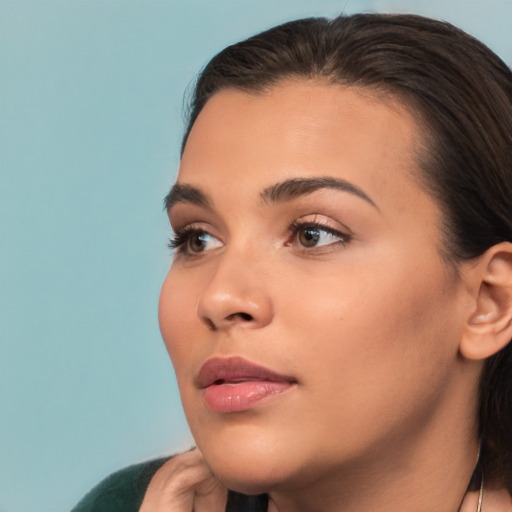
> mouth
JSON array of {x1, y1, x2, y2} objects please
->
[{"x1": 196, "y1": 356, "x2": 297, "y2": 413}]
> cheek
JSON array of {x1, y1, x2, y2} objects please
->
[
  {"x1": 278, "y1": 252, "x2": 462, "y2": 407},
  {"x1": 158, "y1": 269, "x2": 201, "y2": 374}
]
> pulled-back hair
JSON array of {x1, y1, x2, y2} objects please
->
[{"x1": 182, "y1": 13, "x2": 512, "y2": 491}]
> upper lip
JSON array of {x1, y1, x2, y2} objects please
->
[{"x1": 196, "y1": 356, "x2": 297, "y2": 389}]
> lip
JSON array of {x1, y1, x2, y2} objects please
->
[{"x1": 196, "y1": 356, "x2": 297, "y2": 413}]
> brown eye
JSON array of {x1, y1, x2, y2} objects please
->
[
  {"x1": 169, "y1": 227, "x2": 223, "y2": 255},
  {"x1": 298, "y1": 226, "x2": 321, "y2": 247},
  {"x1": 188, "y1": 232, "x2": 209, "y2": 253},
  {"x1": 187, "y1": 232, "x2": 223, "y2": 253},
  {"x1": 291, "y1": 222, "x2": 349, "y2": 249}
]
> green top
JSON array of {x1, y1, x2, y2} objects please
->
[
  {"x1": 71, "y1": 457, "x2": 268, "y2": 512},
  {"x1": 71, "y1": 458, "x2": 169, "y2": 512}
]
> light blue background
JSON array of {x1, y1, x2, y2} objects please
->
[{"x1": 1, "y1": 1, "x2": 511, "y2": 511}]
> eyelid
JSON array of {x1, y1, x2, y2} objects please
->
[
  {"x1": 287, "y1": 215, "x2": 352, "y2": 250},
  {"x1": 167, "y1": 203, "x2": 218, "y2": 235},
  {"x1": 290, "y1": 214, "x2": 352, "y2": 236}
]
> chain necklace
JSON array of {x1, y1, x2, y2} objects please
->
[{"x1": 476, "y1": 472, "x2": 484, "y2": 512}]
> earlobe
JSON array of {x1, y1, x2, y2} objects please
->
[{"x1": 460, "y1": 242, "x2": 512, "y2": 361}]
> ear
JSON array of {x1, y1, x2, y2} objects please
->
[{"x1": 460, "y1": 242, "x2": 512, "y2": 360}]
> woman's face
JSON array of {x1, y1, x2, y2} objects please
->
[{"x1": 159, "y1": 82, "x2": 470, "y2": 492}]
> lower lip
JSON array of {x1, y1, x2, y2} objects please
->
[{"x1": 203, "y1": 380, "x2": 293, "y2": 413}]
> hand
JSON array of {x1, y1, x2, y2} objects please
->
[{"x1": 139, "y1": 448, "x2": 228, "y2": 512}]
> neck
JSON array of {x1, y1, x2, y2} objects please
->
[{"x1": 268, "y1": 437, "x2": 478, "y2": 512}]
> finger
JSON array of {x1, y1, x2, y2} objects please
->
[
  {"x1": 193, "y1": 472, "x2": 228, "y2": 512},
  {"x1": 139, "y1": 449, "x2": 227, "y2": 512}
]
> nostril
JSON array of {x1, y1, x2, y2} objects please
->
[
  {"x1": 226, "y1": 312, "x2": 254, "y2": 322},
  {"x1": 203, "y1": 318, "x2": 216, "y2": 331}
]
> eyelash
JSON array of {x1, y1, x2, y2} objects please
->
[
  {"x1": 168, "y1": 221, "x2": 351, "y2": 254},
  {"x1": 168, "y1": 225, "x2": 204, "y2": 251}
]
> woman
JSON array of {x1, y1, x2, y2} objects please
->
[{"x1": 73, "y1": 13, "x2": 512, "y2": 512}]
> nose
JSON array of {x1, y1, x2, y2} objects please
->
[{"x1": 196, "y1": 249, "x2": 274, "y2": 331}]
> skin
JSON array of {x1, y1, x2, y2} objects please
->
[
  {"x1": 139, "y1": 448, "x2": 227, "y2": 512},
  {"x1": 155, "y1": 82, "x2": 502, "y2": 511}
]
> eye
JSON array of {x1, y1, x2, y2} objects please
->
[
  {"x1": 169, "y1": 226, "x2": 223, "y2": 255},
  {"x1": 289, "y1": 221, "x2": 350, "y2": 249}
]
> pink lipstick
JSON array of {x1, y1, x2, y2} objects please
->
[{"x1": 196, "y1": 357, "x2": 296, "y2": 413}]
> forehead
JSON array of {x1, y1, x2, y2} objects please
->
[{"x1": 178, "y1": 81, "x2": 429, "y2": 215}]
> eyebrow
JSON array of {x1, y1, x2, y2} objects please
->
[
  {"x1": 164, "y1": 183, "x2": 211, "y2": 211},
  {"x1": 164, "y1": 176, "x2": 377, "y2": 212},
  {"x1": 261, "y1": 177, "x2": 377, "y2": 208}
]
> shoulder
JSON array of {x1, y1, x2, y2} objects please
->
[{"x1": 71, "y1": 457, "x2": 170, "y2": 512}]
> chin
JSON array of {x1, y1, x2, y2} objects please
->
[
  {"x1": 207, "y1": 455, "x2": 288, "y2": 495},
  {"x1": 192, "y1": 422, "x2": 301, "y2": 494}
]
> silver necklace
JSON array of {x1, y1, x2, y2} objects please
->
[{"x1": 476, "y1": 472, "x2": 484, "y2": 512}]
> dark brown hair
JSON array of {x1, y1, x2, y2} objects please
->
[{"x1": 182, "y1": 13, "x2": 512, "y2": 491}]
